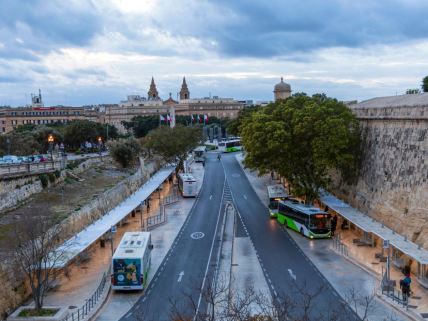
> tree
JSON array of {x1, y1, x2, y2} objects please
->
[
  {"x1": 227, "y1": 105, "x2": 261, "y2": 136},
  {"x1": 108, "y1": 138, "x2": 141, "y2": 168},
  {"x1": 10, "y1": 213, "x2": 67, "y2": 312},
  {"x1": 405, "y1": 88, "x2": 420, "y2": 94},
  {"x1": 143, "y1": 125, "x2": 202, "y2": 172},
  {"x1": 422, "y1": 75, "x2": 428, "y2": 93},
  {"x1": 241, "y1": 94, "x2": 361, "y2": 203},
  {"x1": 123, "y1": 116, "x2": 160, "y2": 138},
  {"x1": 63, "y1": 120, "x2": 118, "y2": 149}
]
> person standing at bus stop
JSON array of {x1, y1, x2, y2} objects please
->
[{"x1": 331, "y1": 215, "x2": 338, "y2": 236}]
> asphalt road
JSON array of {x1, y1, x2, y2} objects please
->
[
  {"x1": 222, "y1": 153, "x2": 359, "y2": 320},
  {"x1": 121, "y1": 153, "x2": 226, "y2": 321}
]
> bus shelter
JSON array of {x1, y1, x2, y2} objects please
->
[
  {"x1": 320, "y1": 192, "x2": 428, "y2": 289},
  {"x1": 49, "y1": 165, "x2": 175, "y2": 269}
]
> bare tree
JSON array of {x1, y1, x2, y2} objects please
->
[{"x1": 10, "y1": 213, "x2": 68, "y2": 312}]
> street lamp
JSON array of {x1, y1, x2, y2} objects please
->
[
  {"x1": 97, "y1": 136, "x2": 102, "y2": 160},
  {"x1": 47, "y1": 134, "x2": 54, "y2": 160}
]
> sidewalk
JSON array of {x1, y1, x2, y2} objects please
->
[
  {"x1": 235, "y1": 153, "x2": 415, "y2": 321},
  {"x1": 95, "y1": 162, "x2": 204, "y2": 321},
  {"x1": 42, "y1": 162, "x2": 204, "y2": 321}
]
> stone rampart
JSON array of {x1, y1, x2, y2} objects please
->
[{"x1": 332, "y1": 99, "x2": 428, "y2": 248}]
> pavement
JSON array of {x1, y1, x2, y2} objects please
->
[
  {"x1": 235, "y1": 152, "x2": 415, "y2": 321},
  {"x1": 220, "y1": 153, "x2": 358, "y2": 320},
  {"x1": 42, "y1": 161, "x2": 204, "y2": 321},
  {"x1": 119, "y1": 153, "x2": 226, "y2": 321}
]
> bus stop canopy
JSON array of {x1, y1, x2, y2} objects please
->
[
  {"x1": 51, "y1": 165, "x2": 175, "y2": 268},
  {"x1": 320, "y1": 192, "x2": 428, "y2": 265}
]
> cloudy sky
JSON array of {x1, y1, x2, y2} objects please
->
[{"x1": 0, "y1": 0, "x2": 428, "y2": 106}]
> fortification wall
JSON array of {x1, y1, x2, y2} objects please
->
[{"x1": 332, "y1": 104, "x2": 428, "y2": 248}]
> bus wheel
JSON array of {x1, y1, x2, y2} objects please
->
[{"x1": 300, "y1": 228, "x2": 304, "y2": 236}]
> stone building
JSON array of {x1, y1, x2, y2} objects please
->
[
  {"x1": 0, "y1": 106, "x2": 99, "y2": 134},
  {"x1": 273, "y1": 77, "x2": 291, "y2": 101},
  {"x1": 333, "y1": 93, "x2": 428, "y2": 248},
  {"x1": 104, "y1": 77, "x2": 244, "y2": 133}
]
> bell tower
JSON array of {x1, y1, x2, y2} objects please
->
[
  {"x1": 179, "y1": 77, "x2": 190, "y2": 100},
  {"x1": 148, "y1": 77, "x2": 159, "y2": 100}
]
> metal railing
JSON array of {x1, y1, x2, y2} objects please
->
[
  {"x1": 331, "y1": 234, "x2": 349, "y2": 257},
  {"x1": 62, "y1": 272, "x2": 108, "y2": 321},
  {"x1": 161, "y1": 190, "x2": 179, "y2": 205},
  {"x1": 381, "y1": 270, "x2": 408, "y2": 309},
  {"x1": 143, "y1": 208, "x2": 167, "y2": 231},
  {"x1": 0, "y1": 160, "x2": 65, "y2": 178}
]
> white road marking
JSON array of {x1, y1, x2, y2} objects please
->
[
  {"x1": 210, "y1": 194, "x2": 213, "y2": 200},
  {"x1": 243, "y1": 194, "x2": 247, "y2": 200},
  {"x1": 288, "y1": 268, "x2": 297, "y2": 281},
  {"x1": 177, "y1": 271, "x2": 184, "y2": 282}
]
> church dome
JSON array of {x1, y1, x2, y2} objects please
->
[{"x1": 274, "y1": 77, "x2": 291, "y2": 92}]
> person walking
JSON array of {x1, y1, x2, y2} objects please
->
[
  {"x1": 331, "y1": 215, "x2": 338, "y2": 236},
  {"x1": 400, "y1": 274, "x2": 412, "y2": 302}
]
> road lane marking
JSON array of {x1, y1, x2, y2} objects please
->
[
  {"x1": 288, "y1": 269, "x2": 297, "y2": 281},
  {"x1": 194, "y1": 180, "x2": 226, "y2": 321},
  {"x1": 191, "y1": 231, "x2": 205, "y2": 239},
  {"x1": 210, "y1": 194, "x2": 213, "y2": 200},
  {"x1": 243, "y1": 194, "x2": 247, "y2": 200},
  {"x1": 177, "y1": 271, "x2": 184, "y2": 282}
]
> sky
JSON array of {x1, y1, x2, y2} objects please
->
[{"x1": 0, "y1": 0, "x2": 428, "y2": 106}]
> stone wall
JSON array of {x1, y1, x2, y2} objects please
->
[{"x1": 332, "y1": 103, "x2": 428, "y2": 248}]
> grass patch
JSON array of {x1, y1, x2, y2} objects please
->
[{"x1": 18, "y1": 308, "x2": 59, "y2": 317}]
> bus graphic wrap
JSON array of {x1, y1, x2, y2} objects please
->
[{"x1": 113, "y1": 259, "x2": 141, "y2": 287}]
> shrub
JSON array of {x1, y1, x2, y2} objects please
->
[
  {"x1": 108, "y1": 138, "x2": 141, "y2": 168},
  {"x1": 54, "y1": 170, "x2": 61, "y2": 178},
  {"x1": 39, "y1": 174, "x2": 48, "y2": 188},
  {"x1": 48, "y1": 173, "x2": 56, "y2": 183}
]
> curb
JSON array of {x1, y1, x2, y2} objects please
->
[{"x1": 87, "y1": 281, "x2": 112, "y2": 321}]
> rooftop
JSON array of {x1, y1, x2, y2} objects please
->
[{"x1": 353, "y1": 93, "x2": 428, "y2": 109}]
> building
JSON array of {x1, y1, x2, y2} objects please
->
[
  {"x1": 274, "y1": 77, "x2": 291, "y2": 101},
  {"x1": 0, "y1": 106, "x2": 99, "y2": 133},
  {"x1": 104, "y1": 77, "x2": 245, "y2": 133}
]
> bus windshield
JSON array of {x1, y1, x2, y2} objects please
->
[{"x1": 309, "y1": 215, "x2": 331, "y2": 230}]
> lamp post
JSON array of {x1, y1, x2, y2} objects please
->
[
  {"x1": 47, "y1": 134, "x2": 54, "y2": 161},
  {"x1": 97, "y1": 136, "x2": 102, "y2": 160}
]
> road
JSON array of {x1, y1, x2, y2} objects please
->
[
  {"x1": 221, "y1": 153, "x2": 358, "y2": 320},
  {"x1": 121, "y1": 153, "x2": 226, "y2": 321}
]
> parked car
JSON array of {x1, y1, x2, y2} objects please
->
[{"x1": 2, "y1": 155, "x2": 20, "y2": 164}]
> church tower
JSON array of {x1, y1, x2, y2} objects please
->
[
  {"x1": 179, "y1": 77, "x2": 190, "y2": 100},
  {"x1": 148, "y1": 77, "x2": 160, "y2": 100}
]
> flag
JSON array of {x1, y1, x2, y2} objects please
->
[
  {"x1": 191, "y1": 114, "x2": 194, "y2": 123},
  {"x1": 198, "y1": 114, "x2": 202, "y2": 123},
  {"x1": 160, "y1": 115, "x2": 165, "y2": 122},
  {"x1": 204, "y1": 114, "x2": 209, "y2": 123},
  {"x1": 167, "y1": 114, "x2": 171, "y2": 122}
]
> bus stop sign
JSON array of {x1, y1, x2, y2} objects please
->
[
  {"x1": 111, "y1": 225, "x2": 117, "y2": 234},
  {"x1": 383, "y1": 239, "x2": 390, "y2": 249}
]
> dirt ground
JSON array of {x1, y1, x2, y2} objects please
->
[{"x1": 0, "y1": 158, "x2": 136, "y2": 249}]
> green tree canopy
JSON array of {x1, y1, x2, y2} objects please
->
[
  {"x1": 107, "y1": 138, "x2": 141, "y2": 168},
  {"x1": 63, "y1": 120, "x2": 118, "y2": 149},
  {"x1": 143, "y1": 124, "x2": 202, "y2": 172},
  {"x1": 422, "y1": 75, "x2": 428, "y2": 93},
  {"x1": 241, "y1": 93, "x2": 361, "y2": 203},
  {"x1": 226, "y1": 105, "x2": 261, "y2": 136}
]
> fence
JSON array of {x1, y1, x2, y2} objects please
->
[
  {"x1": 142, "y1": 189, "x2": 179, "y2": 230},
  {"x1": 381, "y1": 269, "x2": 409, "y2": 309},
  {"x1": 61, "y1": 272, "x2": 108, "y2": 321},
  {"x1": 0, "y1": 160, "x2": 64, "y2": 178},
  {"x1": 331, "y1": 234, "x2": 349, "y2": 257}
]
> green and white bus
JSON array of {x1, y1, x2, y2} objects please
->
[
  {"x1": 277, "y1": 200, "x2": 331, "y2": 238},
  {"x1": 111, "y1": 232, "x2": 153, "y2": 290},
  {"x1": 218, "y1": 138, "x2": 242, "y2": 153},
  {"x1": 267, "y1": 184, "x2": 288, "y2": 218}
]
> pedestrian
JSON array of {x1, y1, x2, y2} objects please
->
[
  {"x1": 400, "y1": 274, "x2": 412, "y2": 301},
  {"x1": 330, "y1": 215, "x2": 337, "y2": 236}
]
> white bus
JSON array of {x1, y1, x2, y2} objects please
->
[
  {"x1": 193, "y1": 146, "x2": 207, "y2": 162},
  {"x1": 267, "y1": 184, "x2": 288, "y2": 218},
  {"x1": 218, "y1": 138, "x2": 242, "y2": 153},
  {"x1": 178, "y1": 173, "x2": 198, "y2": 197},
  {"x1": 111, "y1": 232, "x2": 153, "y2": 290}
]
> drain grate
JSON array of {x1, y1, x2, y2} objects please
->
[{"x1": 420, "y1": 313, "x2": 428, "y2": 318}]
